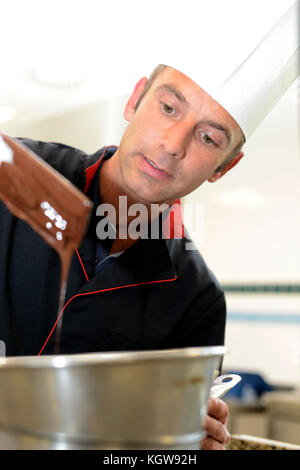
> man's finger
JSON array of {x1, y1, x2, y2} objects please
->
[
  {"x1": 207, "y1": 397, "x2": 229, "y2": 424},
  {"x1": 204, "y1": 414, "x2": 231, "y2": 445},
  {"x1": 201, "y1": 436, "x2": 227, "y2": 451}
]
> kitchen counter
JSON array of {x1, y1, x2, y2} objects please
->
[{"x1": 227, "y1": 434, "x2": 300, "y2": 450}]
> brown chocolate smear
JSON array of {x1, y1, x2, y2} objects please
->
[{"x1": 0, "y1": 133, "x2": 93, "y2": 354}]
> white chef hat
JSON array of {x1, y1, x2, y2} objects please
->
[
  {"x1": 38, "y1": 1, "x2": 298, "y2": 143},
  {"x1": 155, "y1": 1, "x2": 299, "y2": 140}
]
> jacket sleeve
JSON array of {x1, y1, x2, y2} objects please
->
[
  {"x1": 16, "y1": 138, "x2": 87, "y2": 190},
  {"x1": 164, "y1": 286, "x2": 227, "y2": 348},
  {"x1": 163, "y1": 288, "x2": 226, "y2": 374}
]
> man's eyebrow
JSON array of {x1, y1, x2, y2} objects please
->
[
  {"x1": 155, "y1": 85, "x2": 232, "y2": 143},
  {"x1": 155, "y1": 84, "x2": 187, "y2": 104},
  {"x1": 199, "y1": 120, "x2": 232, "y2": 143}
]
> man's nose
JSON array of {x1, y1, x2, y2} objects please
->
[{"x1": 159, "y1": 122, "x2": 191, "y2": 159}]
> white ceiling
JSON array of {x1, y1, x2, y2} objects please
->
[{"x1": 0, "y1": 0, "x2": 296, "y2": 122}]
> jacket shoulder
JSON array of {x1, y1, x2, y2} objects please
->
[
  {"x1": 167, "y1": 234, "x2": 224, "y2": 297},
  {"x1": 16, "y1": 138, "x2": 104, "y2": 191}
]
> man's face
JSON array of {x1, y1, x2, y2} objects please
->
[{"x1": 117, "y1": 67, "x2": 244, "y2": 205}]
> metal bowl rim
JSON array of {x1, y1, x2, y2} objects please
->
[{"x1": 0, "y1": 346, "x2": 226, "y2": 369}]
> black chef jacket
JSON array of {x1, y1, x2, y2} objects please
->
[{"x1": 0, "y1": 138, "x2": 226, "y2": 356}]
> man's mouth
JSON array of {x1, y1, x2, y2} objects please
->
[
  {"x1": 145, "y1": 156, "x2": 160, "y2": 170},
  {"x1": 142, "y1": 155, "x2": 172, "y2": 178}
]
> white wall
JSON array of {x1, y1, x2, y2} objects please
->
[
  {"x1": 1, "y1": 95, "x2": 128, "y2": 154},
  {"x1": 183, "y1": 80, "x2": 300, "y2": 283},
  {"x1": 223, "y1": 293, "x2": 300, "y2": 387}
]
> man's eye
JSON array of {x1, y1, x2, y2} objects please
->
[
  {"x1": 201, "y1": 133, "x2": 217, "y2": 146},
  {"x1": 162, "y1": 103, "x2": 175, "y2": 115}
]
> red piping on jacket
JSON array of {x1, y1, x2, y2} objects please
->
[
  {"x1": 75, "y1": 248, "x2": 89, "y2": 282},
  {"x1": 38, "y1": 146, "x2": 181, "y2": 355},
  {"x1": 83, "y1": 148, "x2": 107, "y2": 193},
  {"x1": 38, "y1": 273, "x2": 177, "y2": 356}
]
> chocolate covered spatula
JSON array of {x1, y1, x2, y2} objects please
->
[{"x1": 0, "y1": 133, "x2": 93, "y2": 353}]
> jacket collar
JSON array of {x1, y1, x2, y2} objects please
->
[{"x1": 76, "y1": 235, "x2": 177, "y2": 295}]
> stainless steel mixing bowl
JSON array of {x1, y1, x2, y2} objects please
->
[{"x1": 0, "y1": 346, "x2": 226, "y2": 449}]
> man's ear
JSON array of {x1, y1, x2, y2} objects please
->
[
  {"x1": 207, "y1": 152, "x2": 244, "y2": 183},
  {"x1": 123, "y1": 77, "x2": 148, "y2": 122}
]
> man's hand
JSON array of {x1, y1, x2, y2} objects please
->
[{"x1": 201, "y1": 397, "x2": 231, "y2": 450}]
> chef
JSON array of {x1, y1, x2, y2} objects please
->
[{"x1": 0, "y1": 1, "x2": 299, "y2": 451}]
